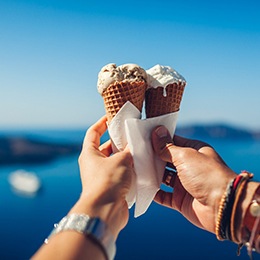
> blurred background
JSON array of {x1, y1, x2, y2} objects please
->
[{"x1": 1, "y1": 0, "x2": 260, "y2": 259}]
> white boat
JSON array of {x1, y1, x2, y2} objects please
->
[{"x1": 8, "y1": 170, "x2": 41, "y2": 196}]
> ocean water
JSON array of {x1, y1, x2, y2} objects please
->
[{"x1": 0, "y1": 130, "x2": 260, "y2": 260}]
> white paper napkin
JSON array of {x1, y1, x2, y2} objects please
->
[
  {"x1": 108, "y1": 101, "x2": 178, "y2": 217},
  {"x1": 108, "y1": 101, "x2": 141, "y2": 153}
]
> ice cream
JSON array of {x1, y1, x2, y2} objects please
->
[
  {"x1": 97, "y1": 63, "x2": 148, "y2": 123},
  {"x1": 145, "y1": 64, "x2": 186, "y2": 118}
]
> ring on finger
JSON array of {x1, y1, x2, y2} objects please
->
[{"x1": 163, "y1": 169, "x2": 176, "y2": 187}]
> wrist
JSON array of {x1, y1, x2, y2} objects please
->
[
  {"x1": 215, "y1": 171, "x2": 260, "y2": 257},
  {"x1": 215, "y1": 171, "x2": 254, "y2": 241},
  {"x1": 69, "y1": 195, "x2": 125, "y2": 239},
  {"x1": 211, "y1": 170, "x2": 237, "y2": 232},
  {"x1": 45, "y1": 213, "x2": 116, "y2": 260}
]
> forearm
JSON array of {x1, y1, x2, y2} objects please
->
[
  {"x1": 32, "y1": 231, "x2": 106, "y2": 260},
  {"x1": 32, "y1": 116, "x2": 133, "y2": 260},
  {"x1": 70, "y1": 194, "x2": 126, "y2": 239},
  {"x1": 32, "y1": 197, "x2": 121, "y2": 260}
]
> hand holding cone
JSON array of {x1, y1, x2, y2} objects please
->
[{"x1": 96, "y1": 63, "x2": 186, "y2": 217}]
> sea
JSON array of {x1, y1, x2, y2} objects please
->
[{"x1": 1, "y1": 129, "x2": 260, "y2": 260}]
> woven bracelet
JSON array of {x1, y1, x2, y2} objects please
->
[
  {"x1": 216, "y1": 172, "x2": 253, "y2": 241},
  {"x1": 230, "y1": 171, "x2": 253, "y2": 244},
  {"x1": 216, "y1": 178, "x2": 235, "y2": 240}
]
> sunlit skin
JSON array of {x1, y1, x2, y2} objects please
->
[
  {"x1": 31, "y1": 119, "x2": 260, "y2": 259},
  {"x1": 33, "y1": 116, "x2": 134, "y2": 260},
  {"x1": 152, "y1": 126, "x2": 259, "y2": 239}
]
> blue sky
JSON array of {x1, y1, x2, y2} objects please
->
[{"x1": 1, "y1": 0, "x2": 260, "y2": 130}]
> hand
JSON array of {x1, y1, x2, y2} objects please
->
[
  {"x1": 75, "y1": 116, "x2": 134, "y2": 238},
  {"x1": 151, "y1": 126, "x2": 237, "y2": 234},
  {"x1": 33, "y1": 116, "x2": 134, "y2": 260}
]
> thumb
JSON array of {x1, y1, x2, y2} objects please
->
[{"x1": 152, "y1": 125, "x2": 179, "y2": 163}]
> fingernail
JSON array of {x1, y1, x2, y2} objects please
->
[{"x1": 155, "y1": 126, "x2": 169, "y2": 138}]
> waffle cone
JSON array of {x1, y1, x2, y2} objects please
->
[
  {"x1": 145, "y1": 82, "x2": 185, "y2": 118},
  {"x1": 102, "y1": 81, "x2": 147, "y2": 123}
]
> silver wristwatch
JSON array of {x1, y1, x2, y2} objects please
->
[{"x1": 45, "y1": 214, "x2": 116, "y2": 260}]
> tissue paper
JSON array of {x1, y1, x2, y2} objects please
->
[{"x1": 108, "y1": 101, "x2": 178, "y2": 217}]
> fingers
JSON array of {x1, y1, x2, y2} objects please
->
[
  {"x1": 116, "y1": 145, "x2": 134, "y2": 166},
  {"x1": 162, "y1": 168, "x2": 177, "y2": 187},
  {"x1": 173, "y1": 135, "x2": 225, "y2": 163},
  {"x1": 173, "y1": 135, "x2": 211, "y2": 150},
  {"x1": 154, "y1": 177, "x2": 189, "y2": 213},
  {"x1": 151, "y1": 126, "x2": 180, "y2": 163},
  {"x1": 152, "y1": 126, "x2": 221, "y2": 166},
  {"x1": 83, "y1": 116, "x2": 108, "y2": 149},
  {"x1": 154, "y1": 190, "x2": 176, "y2": 210},
  {"x1": 152, "y1": 125, "x2": 172, "y2": 149},
  {"x1": 99, "y1": 140, "x2": 112, "y2": 157}
]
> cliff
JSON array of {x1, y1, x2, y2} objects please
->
[
  {"x1": 0, "y1": 136, "x2": 81, "y2": 166},
  {"x1": 1, "y1": 124, "x2": 259, "y2": 166},
  {"x1": 176, "y1": 124, "x2": 260, "y2": 140}
]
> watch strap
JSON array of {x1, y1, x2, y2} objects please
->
[{"x1": 45, "y1": 214, "x2": 116, "y2": 260}]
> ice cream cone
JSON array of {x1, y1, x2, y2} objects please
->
[
  {"x1": 102, "y1": 80, "x2": 146, "y2": 123},
  {"x1": 97, "y1": 63, "x2": 148, "y2": 123},
  {"x1": 145, "y1": 82, "x2": 185, "y2": 118},
  {"x1": 145, "y1": 65, "x2": 186, "y2": 118}
]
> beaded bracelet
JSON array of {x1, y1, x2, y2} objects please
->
[
  {"x1": 216, "y1": 171, "x2": 253, "y2": 241},
  {"x1": 215, "y1": 178, "x2": 235, "y2": 240},
  {"x1": 215, "y1": 171, "x2": 260, "y2": 259}
]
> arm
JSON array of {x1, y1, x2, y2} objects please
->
[
  {"x1": 152, "y1": 126, "x2": 260, "y2": 256},
  {"x1": 32, "y1": 116, "x2": 134, "y2": 260}
]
